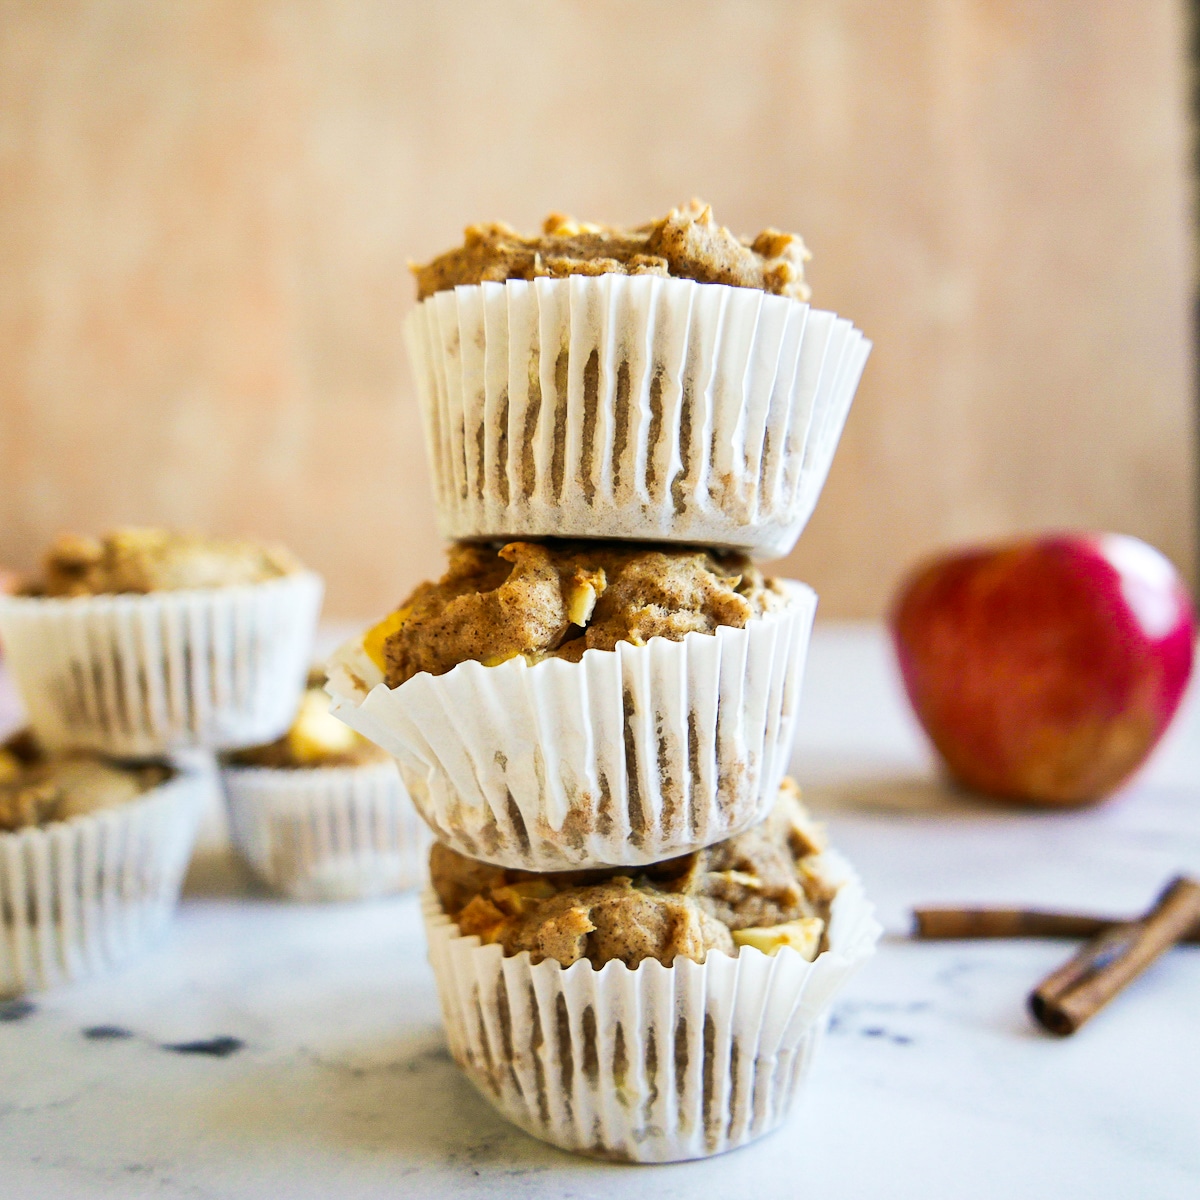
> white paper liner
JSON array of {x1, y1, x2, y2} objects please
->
[
  {"x1": 0, "y1": 572, "x2": 323, "y2": 758},
  {"x1": 222, "y1": 758, "x2": 429, "y2": 901},
  {"x1": 0, "y1": 758, "x2": 210, "y2": 997},
  {"x1": 422, "y1": 854, "x2": 880, "y2": 1162},
  {"x1": 405, "y1": 276, "x2": 871, "y2": 558},
  {"x1": 327, "y1": 582, "x2": 817, "y2": 871}
]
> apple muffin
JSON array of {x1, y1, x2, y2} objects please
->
[
  {"x1": 0, "y1": 528, "x2": 322, "y2": 757},
  {"x1": 429, "y1": 778, "x2": 836, "y2": 967},
  {"x1": 0, "y1": 730, "x2": 207, "y2": 995},
  {"x1": 423, "y1": 779, "x2": 878, "y2": 1162},
  {"x1": 0, "y1": 732, "x2": 171, "y2": 832},
  {"x1": 407, "y1": 200, "x2": 869, "y2": 559},
  {"x1": 25, "y1": 528, "x2": 302, "y2": 597},
  {"x1": 412, "y1": 200, "x2": 811, "y2": 302},
  {"x1": 363, "y1": 539, "x2": 788, "y2": 687},
  {"x1": 327, "y1": 551, "x2": 812, "y2": 872},
  {"x1": 220, "y1": 674, "x2": 425, "y2": 902}
]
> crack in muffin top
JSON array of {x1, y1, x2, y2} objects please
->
[
  {"x1": 365, "y1": 540, "x2": 787, "y2": 688},
  {"x1": 411, "y1": 200, "x2": 812, "y2": 302}
]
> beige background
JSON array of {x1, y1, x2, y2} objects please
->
[{"x1": 0, "y1": 0, "x2": 1195, "y2": 619}]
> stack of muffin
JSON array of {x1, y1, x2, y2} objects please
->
[
  {"x1": 0, "y1": 529, "x2": 322, "y2": 993},
  {"x1": 327, "y1": 202, "x2": 881, "y2": 1162}
]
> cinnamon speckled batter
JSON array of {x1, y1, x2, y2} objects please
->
[
  {"x1": 373, "y1": 540, "x2": 786, "y2": 688},
  {"x1": 430, "y1": 779, "x2": 836, "y2": 968},
  {"x1": 412, "y1": 200, "x2": 812, "y2": 302}
]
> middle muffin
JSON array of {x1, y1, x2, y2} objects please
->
[{"x1": 327, "y1": 540, "x2": 816, "y2": 871}]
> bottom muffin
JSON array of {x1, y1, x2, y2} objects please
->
[
  {"x1": 423, "y1": 780, "x2": 880, "y2": 1161},
  {"x1": 222, "y1": 678, "x2": 427, "y2": 900},
  {"x1": 0, "y1": 733, "x2": 209, "y2": 996}
]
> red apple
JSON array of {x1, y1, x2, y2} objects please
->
[{"x1": 890, "y1": 533, "x2": 1196, "y2": 806}]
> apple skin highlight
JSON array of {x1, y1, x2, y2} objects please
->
[{"x1": 889, "y1": 534, "x2": 1196, "y2": 806}]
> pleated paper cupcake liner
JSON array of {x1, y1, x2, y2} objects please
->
[
  {"x1": 222, "y1": 759, "x2": 430, "y2": 901},
  {"x1": 326, "y1": 582, "x2": 816, "y2": 872},
  {"x1": 0, "y1": 758, "x2": 211, "y2": 997},
  {"x1": 422, "y1": 853, "x2": 880, "y2": 1162},
  {"x1": 405, "y1": 276, "x2": 870, "y2": 558},
  {"x1": 0, "y1": 572, "x2": 323, "y2": 758}
]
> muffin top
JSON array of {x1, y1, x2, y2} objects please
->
[
  {"x1": 412, "y1": 200, "x2": 811, "y2": 303},
  {"x1": 364, "y1": 540, "x2": 787, "y2": 687},
  {"x1": 431, "y1": 778, "x2": 837, "y2": 969},
  {"x1": 0, "y1": 732, "x2": 171, "y2": 833},
  {"x1": 226, "y1": 674, "x2": 389, "y2": 770},
  {"x1": 27, "y1": 529, "x2": 303, "y2": 597}
]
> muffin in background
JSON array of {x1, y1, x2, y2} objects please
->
[
  {"x1": 0, "y1": 731, "x2": 209, "y2": 997},
  {"x1": 0, "y1": 528, "x2": 322, "y2": 758},
  {"x1": 31, "y1": 529, "x2": 302, "y2": 597},
  {"x1": 423, "y1": 779, "x2": 880, "y2": 1162},
  {"x1": 0, "y1": 729, "x2": 171, "y2": 831},
  {"x1": 222, "y1": 674, "x2": 427, "y2": 902}
]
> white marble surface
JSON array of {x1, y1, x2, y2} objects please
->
[{"x1": 1, "y1": 623, "x2": 1198, "y2": 1200}]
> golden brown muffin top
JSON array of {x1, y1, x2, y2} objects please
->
[
  {"x1": 29, "y1": 529, "x2": 303, "y2": 597},
  {"x1": 0, "y1": 732, "x2": 171, "y2": 832},
  {"x1": 412, "y1": 200, "x2": 811, "y2": 302},
  {"x1": 430, "y1": 779, "x2": 836, "y2": 969},
  {"x1": 226, "y1": 677, "x2": 389, "y2": 770},
  {"x1": 364, "y1": 540, "x2": 786, "y2": 688}
]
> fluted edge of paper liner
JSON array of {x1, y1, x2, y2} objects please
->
[
  {"x1": 0, "y1": 572, "x2": 323, "y2": 757},
  {"x1": 405, "y1": 276, "x2": 870, "y2": 558},
  {"x1": 0, "y1": 758, "x2": 211, "y2": 997},
  {"x1": 221, "y1": 759, "x2": 430, "y2": 901}
]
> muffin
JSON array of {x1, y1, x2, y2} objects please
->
[
  {"x1": 327, "y1": 541, "x2": 817, "y2": 870},
  {"x1": 423, "y1": 780, "x2": 880, "y2": 1161},
  {"x1": 0, "y1": 529, "x2": 323, "y2": 757},
  {"x1": 0, "y1": 732, "x2": 209, "y2": 996},
  {"x1": 405, "y1": 201, "x2": 871, "y2": 557},
  {"x1": 222, "y1": 674, "x2": 428, "y2": 901},
  {"x1": 30, "y1": 529, "x2": 302, "y2": 596}
]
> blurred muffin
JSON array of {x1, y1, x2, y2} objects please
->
[
  {"x1": 0, "y1": 732, "x2": 208, "y2": 996},
  {"x1": 221, "y1": 675, "x2": 425, "y2": 902},
  {"x1": 0, "y1": 528, "x2": 322, "y2": 757},
  {"x1": 31, "y1": 529, "x2": 301, "y2": 597},
  {"x1": 0, "y1": 731, "x2": 170, "y2": 831},
  {"x1": 226, "y1": 674, "x2": 389, "y2": 770}
]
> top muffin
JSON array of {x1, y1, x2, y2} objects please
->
[
  {"x1": 28, "y1": 529, "x2": 303, "y2": 596},
  {"x1": 412, "y1": 200, "x2": 811, "y2": 302}
]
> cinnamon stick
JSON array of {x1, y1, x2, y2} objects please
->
[
  {"x1": 1028, "y1": 876, "x2": 1200, "y2": 1036},
  {"x1": 913, "y1": 906, "x2": 1200, "y2": 944}
]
